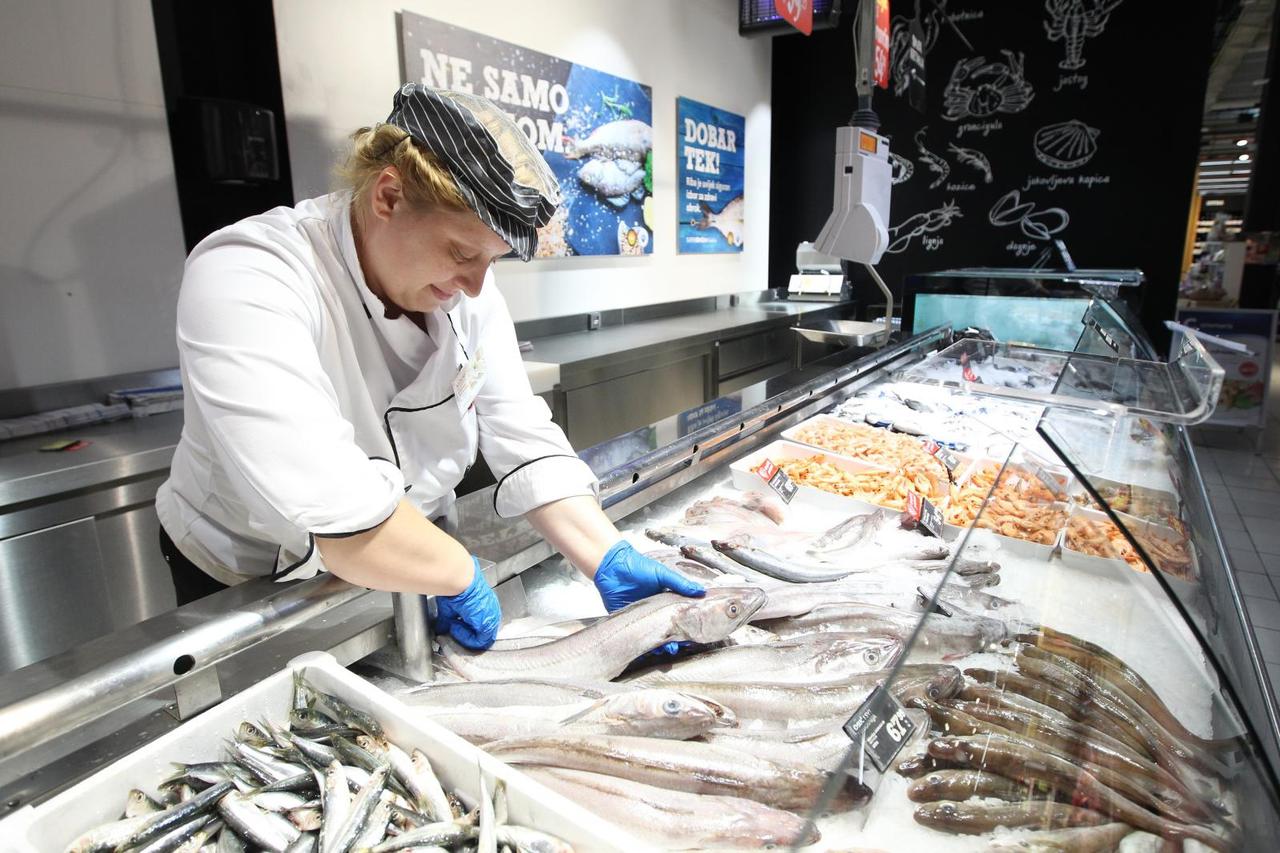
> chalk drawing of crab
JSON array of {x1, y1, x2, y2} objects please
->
[{"x1": 942, "y1": 51, "x2": 1035, "y2": 121}]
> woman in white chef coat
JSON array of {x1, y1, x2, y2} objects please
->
[{"x1": 155, "y1": 84, "x2": 702, "y2": 648}]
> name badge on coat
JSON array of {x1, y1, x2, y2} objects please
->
[{"x1": 452, "y1": 345, "x2": 487, "y2": 415}]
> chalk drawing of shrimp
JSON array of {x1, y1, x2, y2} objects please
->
[
  {"x1": 887, "y1": 200, "x2": 963, "y2": 254},
  {"x1": 946, "y1": 143, "x2": 993, "y2": 184},
  {"x1": 890, "y1": 152, "x2": 915, "y2": 185},
  {"x1": 915, "y1": 127, "x2": 950, "y2": 190}
]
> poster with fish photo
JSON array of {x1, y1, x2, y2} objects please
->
[
  {"x1": 399, "y1": 13, "x2": 653, "y2": 257},
  {"x1": 676, "y1": 97, "x2": 745, "y2": 254}
]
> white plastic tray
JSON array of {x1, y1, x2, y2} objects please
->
[
  {"x1": 0, "y1": 653, "x2": 645, "y2": 853},
  {"x1": 730, "y1": 439, "x2": 900, "y2": 515},
  {"x1": 1061, "y1": 506, "x2": 1199, "y2": 599}
]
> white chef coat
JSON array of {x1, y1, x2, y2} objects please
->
[{"x1": 155, "y1": 193, "x2": 597, "y2": 585}]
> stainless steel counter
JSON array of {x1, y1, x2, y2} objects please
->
[{"x1": 521, "y1": 300, "x2": 849, "y2": 372}]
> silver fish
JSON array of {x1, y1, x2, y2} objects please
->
[
  {"x1": 318, "y1": 761, "x2": 349, "y2": 853},
  {"x1": 293, "y1": 673, "x2": 383, "y2": 737},
  {"x1": 217, "y1": 792, "x2": 299, "y2": 853},
  {"x1": 638, "y1": 664, "x2": 962, "y2": 728},
  {"x1": 488, "y1": 733, "x2": 868, "y2": 811},
  {"x1": 400, "y1": 678, "x2": 617, "y2": 708},
  {"x1": 350, "y1": 799, "x2": 392, "y2": 851},
  {"x1": 67, "y1": 781, "x2": 234, "y2": 853},
  {"x1": 494, "y1": 825, "x2": 575, "y2": 853},
  {"x1": 131, "y1": 814, "x2": 216, "y2": 853},
  {"x1": 409, "y1": 749, "x2": 453, "y2": 823},
  {"x1": 758, "y1": 601, "x2": 1007, "y2": 659},
  {"x1": 525, "y1": 766, "x2": 820, "y2": 849},
  {"x1": 124, "y1": 788, "x2": 163, "y2": 818},
  {"x1": 712, "y1": 537, "x2": 855, "y2": 582},
  {"x1": 438, "y1": 587, "x2": 766, "y2": 682},
  {"x1": 807, "y1": 509, "x2": 892, "y2": 556},
  {"x1": 625, "y1": 633, "x2": 900, "y2": 686},
  {"x1": 682, "y1": 494, "x2": 784, "y2": 527},
  {"x1": 323, "y1": 764, "x2": 389, "y2": 853},
  {"x1": 369, "y1": 821, "x2": 476, "y2": 852}
]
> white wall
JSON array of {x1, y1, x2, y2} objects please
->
[
  {"x1": 0, "y1": 0, "x2": 186, "y2": 390},
  {"x1": 272, "y1": 0, "x2": 772, "y2": 323}
]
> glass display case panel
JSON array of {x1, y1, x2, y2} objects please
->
[
  {"x1": 895, "y1": 335, "x2": 1225, "y2": 425},
  {"x1": 842, "y1": 443, "x2": 1280, "y2": 851}
]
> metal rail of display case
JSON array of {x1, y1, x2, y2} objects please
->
[{"x1": 0, "y1": 326, "x2": 954, "y2": 810}]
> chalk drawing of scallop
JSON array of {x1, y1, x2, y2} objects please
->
[{"x1": 1033, "y1": 120, "x2": 1100, "y2": 170}]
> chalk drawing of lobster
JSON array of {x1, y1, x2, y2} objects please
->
[{"x1": 1044, "y1": 0, "x2": 1124, "y2": 71}]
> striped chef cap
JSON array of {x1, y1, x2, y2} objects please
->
[{"x1": 385, "y1": 84, "x2": 561, "y2": 261}]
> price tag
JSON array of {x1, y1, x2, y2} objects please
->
[
  {"x1": 1084, "y1": 316, "x2": 1121, "y2": 353},
  {"x1": 843, "y1": 684, "x2": 917, "y2": 773},
  {"x1": 904, "y1": 491, "x2": 944, "y2": 538},
  {"x1": 1031, "y1": 464, "x2": 1069, "y2": 499},
  {"x1": 753, "y1": 458, "x2": 798, "y2": 504},
  {"x1": 924, "y1": 440, "x2": 961, "y2": 472},
  {"x1": 959, "y1": 352, "x2": 979, "y2": 383}
]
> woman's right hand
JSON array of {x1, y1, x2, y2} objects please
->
[{"x1": 433, "y1": 557, "x2": 501, "y2": 649}]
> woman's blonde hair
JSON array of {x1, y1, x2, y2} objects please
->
[{"x1": 335, "y1": 124, "x2": 468, "y2": 225}]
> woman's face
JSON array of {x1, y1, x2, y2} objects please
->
[{"x1": 357, "y1": 168, "x2": 512, "y2": 314}]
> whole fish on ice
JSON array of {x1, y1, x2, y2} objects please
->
[
  {"x1": 563, "y1": 119, "x2": 652, "y2": 161},
  {"x1": 694, "y1": 196, "x2": 744, "y2": 246}
]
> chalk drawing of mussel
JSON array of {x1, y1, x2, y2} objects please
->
[{"x1": 1033, "y1": 119, "x2": 1100, "y2": 170}]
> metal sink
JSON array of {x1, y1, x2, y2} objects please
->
[{"x1": 792, "y1": 319, "x2": 890, "y2": 348}]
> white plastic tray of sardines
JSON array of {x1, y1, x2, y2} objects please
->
[{"x1": 0, "y1": 651, "x2": 644, "y2": 853}]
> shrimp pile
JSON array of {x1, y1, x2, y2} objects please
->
[
  {"x1": 1066, "y1": 515, "x2": 1194, "y2": 579},
  {"x1": 945, "y1": 461, "x2": 1066, "y2": 545},
  {"x1": 791, "y1": 420, "x2": 949, "y2": 489},
  {"x1": 778, "y1": 454, "x2": 948, "y2": 510}
]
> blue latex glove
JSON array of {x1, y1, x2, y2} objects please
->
[
  {"x1": 434, "y1": 557, "x2": 501, "y2": 650},
  {"x1": 594, "y1": 541, "x2": 705, "y2": 655}
]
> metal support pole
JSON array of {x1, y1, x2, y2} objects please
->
[{"x1": 391, "y1": 593, "x2": 434, "y2": 682}]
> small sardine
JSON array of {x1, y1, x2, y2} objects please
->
[
  {"x1": 124, "y1": 788, "x2": 163, "y2": 818},
  {"x1": 319, "y1": 761, "x2": 349, "y2": 853},
  {"x1": 293, "y1": 672, "x2": 383, "y2": 737},
  {"x1": 409, "y1": 749, "x2": 454, "y2": 822},
  {"x1": 369, "y1": 821, "x2": 476, "y2": 852},
  {"x1": 217, "y1": 791, "x2": 300, "y2": 853}
]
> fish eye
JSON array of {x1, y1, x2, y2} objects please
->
[
  {"x1": 728, "y1": 604, "x2": 739, "y2": 616},
  {"x1": 662, "y1": 699, "x2": 681, "y2": 715},
  {"x1": 865, "y1": 650, "x2": 879, "y2": 664}
]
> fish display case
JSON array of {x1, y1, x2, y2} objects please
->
[
  {"x1": 904, "y1": 266, "x2": 1147, "y2": 354},
  {"x1": 0, "y1": 303, "x2": 1277, "y2": 851}
]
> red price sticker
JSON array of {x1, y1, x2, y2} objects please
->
[
  {"x1": 924, "y1": 440, "x2": 960, "y2": 472},
  {"x1": 754, "y1": 458, "x2": 798, "y2": 504},
  {"x1": 959, "y1": 352, "x2": 979, "y2": 383},
  {"x1": 904, "y1": 491, "x2": 944, "y2": 538},
  {"x1": 772, "y1": 0, "x2": 813, "y2": 35},
  {"x1": 873, "y1": 0, "x2": 891, "y2": 88}
]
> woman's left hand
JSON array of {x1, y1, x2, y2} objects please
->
[{"x1": 593, "y1": 541, "x2": 705, "y2": 658}]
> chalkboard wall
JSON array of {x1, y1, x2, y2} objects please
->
[{"x1": 769, "y1": 1, "x2": 1215, "y2": 351}]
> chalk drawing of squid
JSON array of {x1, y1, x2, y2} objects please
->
[
  {"x1": 946, "y1": 143, "x2": 993, "y2": 184},
  {"x1": 1044, "y1": 0, "x2": 1124, "y2": 71},
  {"x1": 887, "y1": 200, "x2": 962, "y2": 254},
  {"x1": 915, "y1": 127, "x2": 950, "y2": 190},
  {"x1": 989, "y1": 189, "x2": 1069, "y2": 241}
]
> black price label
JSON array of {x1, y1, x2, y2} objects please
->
[
  {"x1": 754, "y1": 458, "x2": 798, "y2": 504},
  {"x1": 924, "y1": 440, "x2": 960, "y2": 472},
  {"x1": 1084, "y1": 316, "x2": 1121, "y2": 353},
  {"x1": 905, "y1": 492, "x2": 944, "y2": 538},
  {"x1": 843, "y1": 684, "x2": 917, "y2": 773}
]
